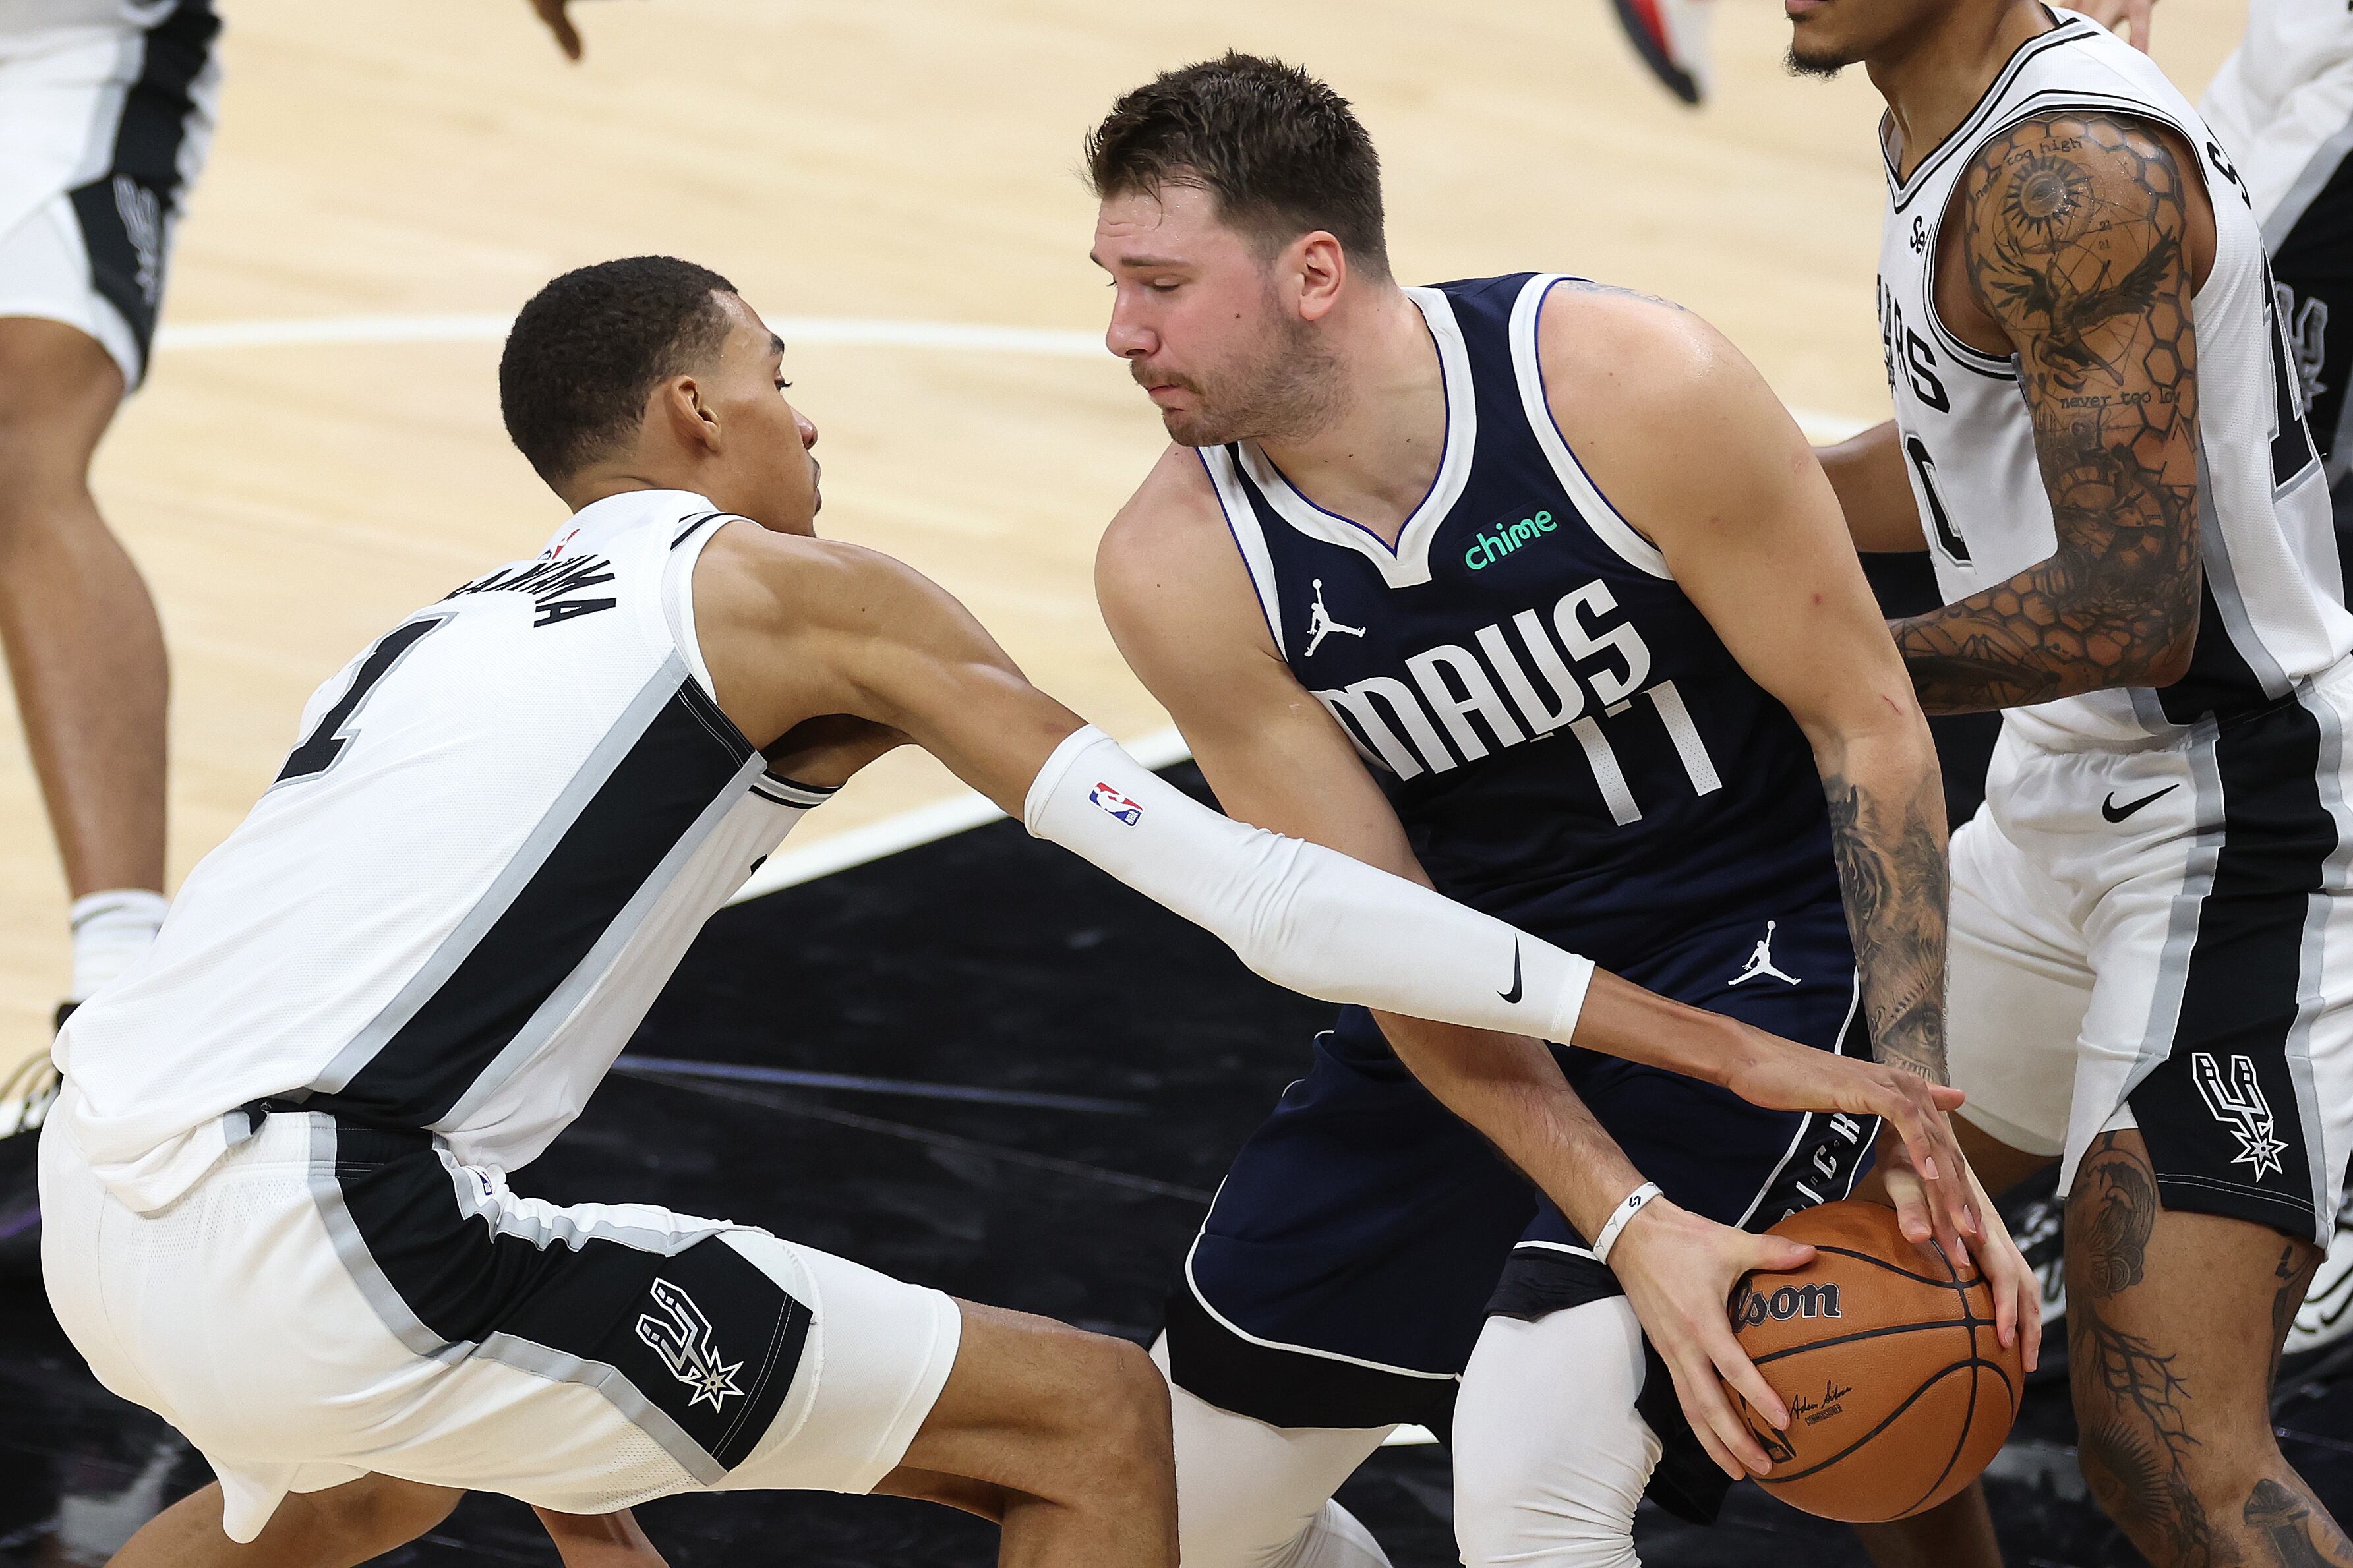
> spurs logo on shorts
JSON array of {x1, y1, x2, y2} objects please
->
[
  {"x1": 2193, "y1": 1052, "x2": 2290, "y2": 1182},
  {"x1": 636, "y1": 1278, "x2": 747, "y2": 1411}
]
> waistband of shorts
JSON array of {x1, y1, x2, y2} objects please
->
[
  {"x1": 225, "y1": 1101, "x2": 436, "y2": 1169},
  {"x1": 2004, "y1": 655, "x2": 2353, "y2": 759}
]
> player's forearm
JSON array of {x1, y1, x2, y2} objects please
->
[
  {"x1": 1885, "y1": 508, "x2": 2200, "y2": 714},
  {"x1": 1814, "y1": 726, "x2": 1951, "y2": 1083},
  {"x1": 1816, "y1": 421, "x2": 1928, "y2": 553},
  {"x1": 1371, "y1": 1011, "x2": 1648, "y2": 1238},
  {"x1": 1023, "y1": 727, "x2": 1595, "y2": 1041}
]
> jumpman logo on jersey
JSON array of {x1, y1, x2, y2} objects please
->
[
  {"x1": 1729, "y1": 921, "x2": 1801, "y2": 987},
  {"x1": 1303, "y1": 579, "x2": 1367, "y2": 656}
]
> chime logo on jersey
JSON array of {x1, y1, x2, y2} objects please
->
[
  {"x1": 1463, "y1": 508, "x2": 1557, "y2": 571},
  {"x1": 2193, "y1": 1051, "x2": 2289, "y2": 1180},
  {"x1": 635, "y1": 1279, "x2": 746, "y2": 1411},
  {"x1": 1088, "y1": 783, "x2": 1143, "y2": 826}
]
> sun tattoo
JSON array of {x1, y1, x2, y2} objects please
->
[{"x1": 2004, "y1": 151, "x2": 2093, "y2": 244}]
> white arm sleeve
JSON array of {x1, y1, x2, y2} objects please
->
[{"x1": 1023, "y1": 726, "x2": 1595, "y2": 1044}]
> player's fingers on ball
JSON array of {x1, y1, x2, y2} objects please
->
[
  {"x1": 1702, "y1": 1311, "x2": 1787, "y2": 1428},
  {"x1": 1683, "y1": 1395, "x2": 1747, "y2": 1483},
  {"x1": 1752, "y1": 1234, "x2": 1814, "y2": 1275},
  {"x1": 1689, "y1": 1352, "x2": 1775, "y2": 1474},
  {"x1": 1662, "y1": 1353, "x2": 1750, "y2": 1478},
  {"x1": 1886, "y1": 1167, "x2": 1934, "y2": 1244},
  {"x1": 1986, "y1": 1252, "x2": 2019, "y2": 1346}
]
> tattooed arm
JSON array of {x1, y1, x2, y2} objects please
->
[
  {"x1": 1539, "y1": 285, "x2": 1953, "y2": 1083},
  {"x1": 1540, "y1": 285, "x2": 2054, "y2": 1334},
  {"x1": 1891, "y1": 112, "x2": 2209, "y2": 714}
]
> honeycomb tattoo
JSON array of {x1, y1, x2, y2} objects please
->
[{"x1": 1889, "y1": 113, "x2": 2203, "y2": 714}]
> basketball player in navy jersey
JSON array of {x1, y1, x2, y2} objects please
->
[
  {"x1": 1085, "y1": 54, "x2": 2035, "y2": 1568},
  {"x1": 1796, "y1": 2, "x2": 2353, "y2": 1565},
  {"x1": 51, "y1": 255, "x2": 1974, "y2": 1568}
]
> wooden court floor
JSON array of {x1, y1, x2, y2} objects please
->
[{"x1": 0, "y1": 0, "x2": 2244, "y2": 1071}]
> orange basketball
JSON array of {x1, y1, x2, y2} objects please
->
[{"x1": 1729, "y1": 1200, "x2": 2024, "y2": 1523}]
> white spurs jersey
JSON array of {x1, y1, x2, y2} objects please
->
[
  {"x1": 2203, "y1": 0, "x2": 2353, "y2": 220},
  {"x1": 0, "y1": 0, "x2": 176, "y2": 47},
  {"x1": 52, "y1": 490, "x2": 826, "y2": 1212},
  {"x1": 1879, "y1": 8, "x2": 2353, "y2": 748}
]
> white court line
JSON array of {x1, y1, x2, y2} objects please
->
[
  {"x1": 148, "y1": 311, "x2": 1880, "y2": 442},
  {"x1": 154, "y1": 313, "x2": 1114, "y2": 358},
  {"x1": 152, "y1": 310, "x2": 1873, "y2": 897}
]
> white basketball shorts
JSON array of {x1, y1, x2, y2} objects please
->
[
  {"x1": 0, "y1": 1, "x2": 220, "y2": 389},
  {"x1": 1947, "y1": 665, "x2": 2353, "y2": 1245},
  {"x1": 38, "y1": 1093, "x2": 962, "y2": 1542}
]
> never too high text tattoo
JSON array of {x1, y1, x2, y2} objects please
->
[{"x1": 1891, "y1": 113, "x2": 2203, "y2": 714}]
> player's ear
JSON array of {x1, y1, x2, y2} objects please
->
[
  {"x1": 1294, "y1": 232, "x2": 1347, "y2": 324},
  {"x1": 655, "y1": 375, "x2": 723, "y2": 456}
]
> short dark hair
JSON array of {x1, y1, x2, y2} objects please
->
[
  {"x1": 499, "y1": 256, "x2": 739, "y2": 483},
  {"x1": 1086, "y1": 53, "x2": 1388, "y2": 277}
]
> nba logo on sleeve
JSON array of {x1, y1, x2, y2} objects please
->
[{"x1": 1088, "y1": 783, "x2": 1143, "y2": 826}]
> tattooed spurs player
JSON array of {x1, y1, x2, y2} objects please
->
[{"x1": 1799, "y1": 3, "x2": 2353, "y2": 1567}]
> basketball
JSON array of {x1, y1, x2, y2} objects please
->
[{"x1": 1730, "y1": 1200, "x2": 2025, "y2": 1523}]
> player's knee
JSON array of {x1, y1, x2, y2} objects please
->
[
  {"x1": 1452, "y1": 1305, "x2": 1652, "y2": 1568},
  {"x1": 1091, "y1": 1335, "x2": 1177, "y2": 1487},
  {"x1": 2077, "y1": 1425, "x2": 2280, "y2": 1564},
  {"x1": 1452, "y1": 1436, "x2": 1640, "y2": 1568},
  {"x1": 0, "y1": 320, "x2": 119, "y2": 496},
  {"x1": 1042, "y1": 1332, "x2": 1174, "y2": 1505}
]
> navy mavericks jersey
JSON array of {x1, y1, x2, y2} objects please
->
[{"x1": 1202, "y1": 272, "x2": 1844, "y2": 973}]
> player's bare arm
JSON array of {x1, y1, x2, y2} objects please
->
[
  {"x1": 1540, "y1": 287, "x2": 1953, "y2": 1086},
  {"x1": 1094, "y1": 444, "x2": 1984, "y2": 1476},
  {"x1": 1816, "y1": 420, "x2": 1929, "y2": 553},
  {"x1": 1890, "y1": 111, "x2": 2211, "y2": 714},
  {"x1": 692, "y1": 514, "x2": 1679, "y2": 1077},
  {"x1": 1537, "y1": 283, "x2": 2035, "y2": 1350}
]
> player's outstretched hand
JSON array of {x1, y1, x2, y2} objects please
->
[
  {"x1": 1876, "y1": 1141, "x2": 2041, "y2": 1372},
  {"x1": 529, "y1": 0, "x2": 584, "y2": 60},
  {"x1": 1608, "y1": 1197, "x2": 1813, "y2": 1482},
  {"x1": 1719, "y1": 1035, "x2": 1981, "y2": 1258},
  {"x1": 2074, "y1": 0, "x2": 2157, "y2": 51}
]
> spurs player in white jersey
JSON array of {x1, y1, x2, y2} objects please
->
[
  {"x1": 1795, "y1": 2, "x2": 2353, "y2": 1564},
  {"x1": 2203, "y1": 0, "x2": 2353, "y2": 1363},
  {"x1": 40, "y1": 256, "x2": 1972, "y2": 1567},
  {"x1": 2203, "y1": 0, "x2": 2353, "y2": 528}
]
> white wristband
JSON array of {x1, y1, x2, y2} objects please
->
[{"x1": 1592, "y1": 1182, "x2": 1664, "y2": 1267}]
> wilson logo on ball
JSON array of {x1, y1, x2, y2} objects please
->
[{"x1": 1732, "y1": 1282, "x2": 1843, "y2": 1327}]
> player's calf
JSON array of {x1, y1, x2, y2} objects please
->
[
  {"x1": 0, "y1": 312, "x2": 169, "y2": 918},
  {"x1": 2065, "y1": 1130, "x2": 2353, "y2": 1568}
]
